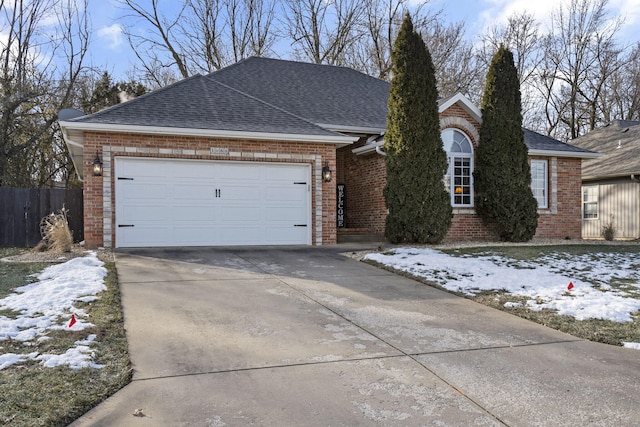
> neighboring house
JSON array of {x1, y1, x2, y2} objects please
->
[
  {"x1": 59, "y1": 57, "x2": 598, "y2": 248},
  {"x1": 570, "y1": 120, "x2": 640, "y2": 240}
]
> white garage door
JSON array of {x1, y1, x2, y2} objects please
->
[{"x1": 115, "y1": 158, "x2": 311, "y2": 247}]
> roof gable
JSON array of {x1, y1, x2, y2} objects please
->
[{"x1": 438, "y1": 93, "x2": 481, "y2": 124}]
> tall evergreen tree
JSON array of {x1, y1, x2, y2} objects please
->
[
  {"x1": 383, "y1": 14, "x2": 452, "y2": 244},
  {"x1": 474, "y1": 45, "x2": 538, "y2": 241}
]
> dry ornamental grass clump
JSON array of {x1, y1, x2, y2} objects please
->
[{"x1": 39, "y1": 207, "x2": 73, "y2": 253}]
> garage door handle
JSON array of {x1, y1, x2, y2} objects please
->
[
  {"x1": 294, "y1": 224, "x2": 307, "y2": 227},
  {"x1": 118, "y1": 224, "x2": 135, "y2": 227},
  {"x1": 118, "y1": 177, "x2": 134, "y2": 180},
  {"x1": 293, "y1": 182, "x2": 306, "y2": 185}
]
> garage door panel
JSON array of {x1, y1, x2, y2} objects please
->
[
  {"x1": 265, "y1": 207, "x2": 307, "y2": 222},
  {"x1": 119, "y1": 205, "x2": 167, "y2": 222},
  {"x1": 170, "y1": 206, "x2": 215, "y2": 221},
  {"x1": 121, "y1": 161, "x2": 166, "y2": 178},
  {"x1": 266, "y1": 186, "x2": 307, "y2": 202},
  {"x1": 167, "y1": 162, "x2": 214, "y2": 179},
  {"x1": 116, "y1": 158, "x2": 311, "y2": 247},
  {"x1": 171, "y1": 184, "x2": 216, "y2": 200},
  {"x1": 218, "y1": 185, "x2": 262, "y2": 201},
  {"x1": 121, "y1": 183, "x2": 167, "y2": 200},
  {"x1": 170, "y1": 226, "x2": 216, "y2": 244}
]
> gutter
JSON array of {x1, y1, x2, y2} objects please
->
[
  {"x1": 58, "y1": 121, "x2": 358, "y2": 145},
  {"x1": 527, "y1": 148, "x2": 602, "y2": 159}
]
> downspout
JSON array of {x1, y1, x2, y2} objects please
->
[{"x1": 375, "y1": 145, "x2": 386, "y2": 156}]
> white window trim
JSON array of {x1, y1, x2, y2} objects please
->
[
  {"x1": 442, "y1": 129, "x2": 474, "y2": 208},
  {"x1": 582, "y1": 185, "x2": 599, "y2": 220},
  {"x1": 531, "y1": 159, "x2": 548, "y2": 209}
]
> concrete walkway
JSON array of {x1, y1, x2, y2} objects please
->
[{"x1": 71, "y1": 245, "x2": 640, "y2": 426}]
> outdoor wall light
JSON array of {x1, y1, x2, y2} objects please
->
[
  {"x1": 92, "y1": 152, "x2": 103, "y2": 177},
  {"x1": 322, "y1": 161, "x2": 332, "y2": 182}
]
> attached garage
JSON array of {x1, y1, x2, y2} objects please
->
[{"x1": 115, "y1": 158, "x2": 311, "y2": 247}]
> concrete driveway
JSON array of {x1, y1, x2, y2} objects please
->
[{"x1": 71, "y1": 245, "x2": 640, "y2": 426}]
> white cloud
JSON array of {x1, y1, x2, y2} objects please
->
[
  {"x1": 476, "y1": 0, "x2": 638, "y2": 43},
  {"x1": 97, "y1": 23, "x2": 124, "y2": 50}
]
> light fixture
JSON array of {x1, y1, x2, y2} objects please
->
[
  {"x1": 92, "y1": 152, "x2": 103, "y2": 177},
  {"x1": 322, "y1": 161, "x2": 332, "y2": 182}
]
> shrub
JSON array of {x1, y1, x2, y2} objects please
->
[
  {"x1": 383, "y1": 14, "x2": 452, "y2": 244},
  {"x1": 602, "y1": 215, "x2": 616, "y2": 241},
  {"x1": 40, "y1": 207, "x2": 73, "y2": 253},
  {"x1": 474, "y1": 45, "x2": 538, "y2": 242}
]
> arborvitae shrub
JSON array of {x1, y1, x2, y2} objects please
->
[
  {"x1": 383, "y1": 14, "x2": 452, "y2": 244},
  {"x1": 474, "y1": 45, "x2": 538, "y2": 242}
]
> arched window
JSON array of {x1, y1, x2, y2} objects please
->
[{"x1": 441, "y1": 129, "x2": 473, "y2": 207}]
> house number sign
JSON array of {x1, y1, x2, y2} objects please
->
[{"x1": 337, "y1": 184, "x2": 346, "y2": 228}]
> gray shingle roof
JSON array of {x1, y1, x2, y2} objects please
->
[
  {"x1": 69, "y1": 73, "x2": 341, "y2": 137},
  {"x1": 570, "y1": 120, "x2": 640, "y2": 179},
  {"x1": 523, "y1": 128, "x2": 597, "y2": 155},
  {"x1": 64, "y1": 56, "x2": 603, "y2": 160},
  {"x1": 207, "y1": 57, "x2": 390, "y2": 130}
]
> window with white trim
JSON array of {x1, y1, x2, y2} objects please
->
[
  {"x1": 530, "y1": 160, "x2": 548, "y2": 208},
  {"x1": 441, "y1": 129, "x2": 473, "y2": 207},
  {"x1": 583, "y1": 185, "x2": 598, "y2": 219}
]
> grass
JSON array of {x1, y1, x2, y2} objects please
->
[
  {"x1": 0, "y1": 249, "x2": 131, "y2": 427},
  {"x1": 367, "y1": 244, "x2": 640, "y2": 347}
]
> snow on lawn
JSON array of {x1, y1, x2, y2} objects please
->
[
  {"x1": 0, "y1": 252, "x2": 107, "y2": 370},
  {"x1": 365, "y1": 247, "x2": 640, "y2": 326}
]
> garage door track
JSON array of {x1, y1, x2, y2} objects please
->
[{"x1": 71, "y1": 246, "x2": 640, "y2": 426}]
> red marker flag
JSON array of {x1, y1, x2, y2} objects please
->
[
  {"x1": 567, "y1": 282, "x2": 574, "y2": 291},
  {"x1": 68, "y1": 314, "x2": 77, "y2": 328}
]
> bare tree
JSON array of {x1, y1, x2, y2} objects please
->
[
  {"x1": 226, "y1": 0, "x2": 277, "y2": 62},
  {"x1": 121, "y1": 0, "x2": 279, "y2": 86},
  {"x1": 537, "y1": 0, "x2": 624, "y2": 139},
  {"x1": 0, "y1": 0, "x2": 89, "y2": 187},
  {"x1": 425, "y1": 20, "x2": 481, "y2": 102},
  {"x1": 284, "y1": 0, "x2": 364, "y2": 65},
  {"x1": 346, "y1": 0, "x2": 440, "y2": 81},
  {"x1": 120, "y1": 0, "x2": 190, "y2": 84},
  {"x1": 478, "y1": 12, "x2": 543, "y2": 128}
]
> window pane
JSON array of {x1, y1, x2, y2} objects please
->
[
  {"x1": 530, "y1": 160, "x2": 547, "y2": 208},
  {"x1": 441, "y1": 129, "x2": 473, "y2": 207},
  {"x1": 583, "y1": 186, "x2": 598, "y2": 219}
]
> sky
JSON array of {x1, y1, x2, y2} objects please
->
[{"x1": 87, "y1": 0, "x2": 640, "y2": 79}]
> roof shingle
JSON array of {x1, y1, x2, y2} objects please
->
[{"x1": 570, "y1": 120, "x2": 640, "y2": 179}]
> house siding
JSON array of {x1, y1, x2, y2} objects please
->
[
  {"x1": 582, "y1": 179, "x2": 640, "y2": 239},
  {"x1": 82, "y1": 132, "x2": 337, "y2": 248}
]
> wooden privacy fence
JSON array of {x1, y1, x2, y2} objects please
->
[{"x1": 0, "y1": 187, "x2": 84, "y2": 247}]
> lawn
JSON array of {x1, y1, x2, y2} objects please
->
[
  {"x1": 0, "y1": 248, "x2": 131, "y2": 426},
  {"x1": 365, "y1": 244, "x2": 640, "y2": 348}
]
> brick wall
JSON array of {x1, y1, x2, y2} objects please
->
[
  {"x1": 82, "y1": 132, "x2": 337, "y2": 248},
  {"x1": 337, "y1": 138, "x2": 387, "y2": 234},
  {"x1": 337, "y1": 104, "x2": 584, "y2": 242},
  {"x1": 535, "y1": 157, "x2": 582, "y2": 239}
]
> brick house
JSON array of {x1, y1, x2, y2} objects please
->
[{"x1": 59, "y1": 57, "x2": 598, "y2": 248}]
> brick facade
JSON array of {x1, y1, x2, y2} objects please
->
[
  {"x1": 82, "y1": 131, "x2": 337, "y2": 248},
  {"x1": 81, "y1": 103, "x2": 584, "y2": 248},
  {"x1": 337, "y1": 105, "x2": 584, "y2": 242}
]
